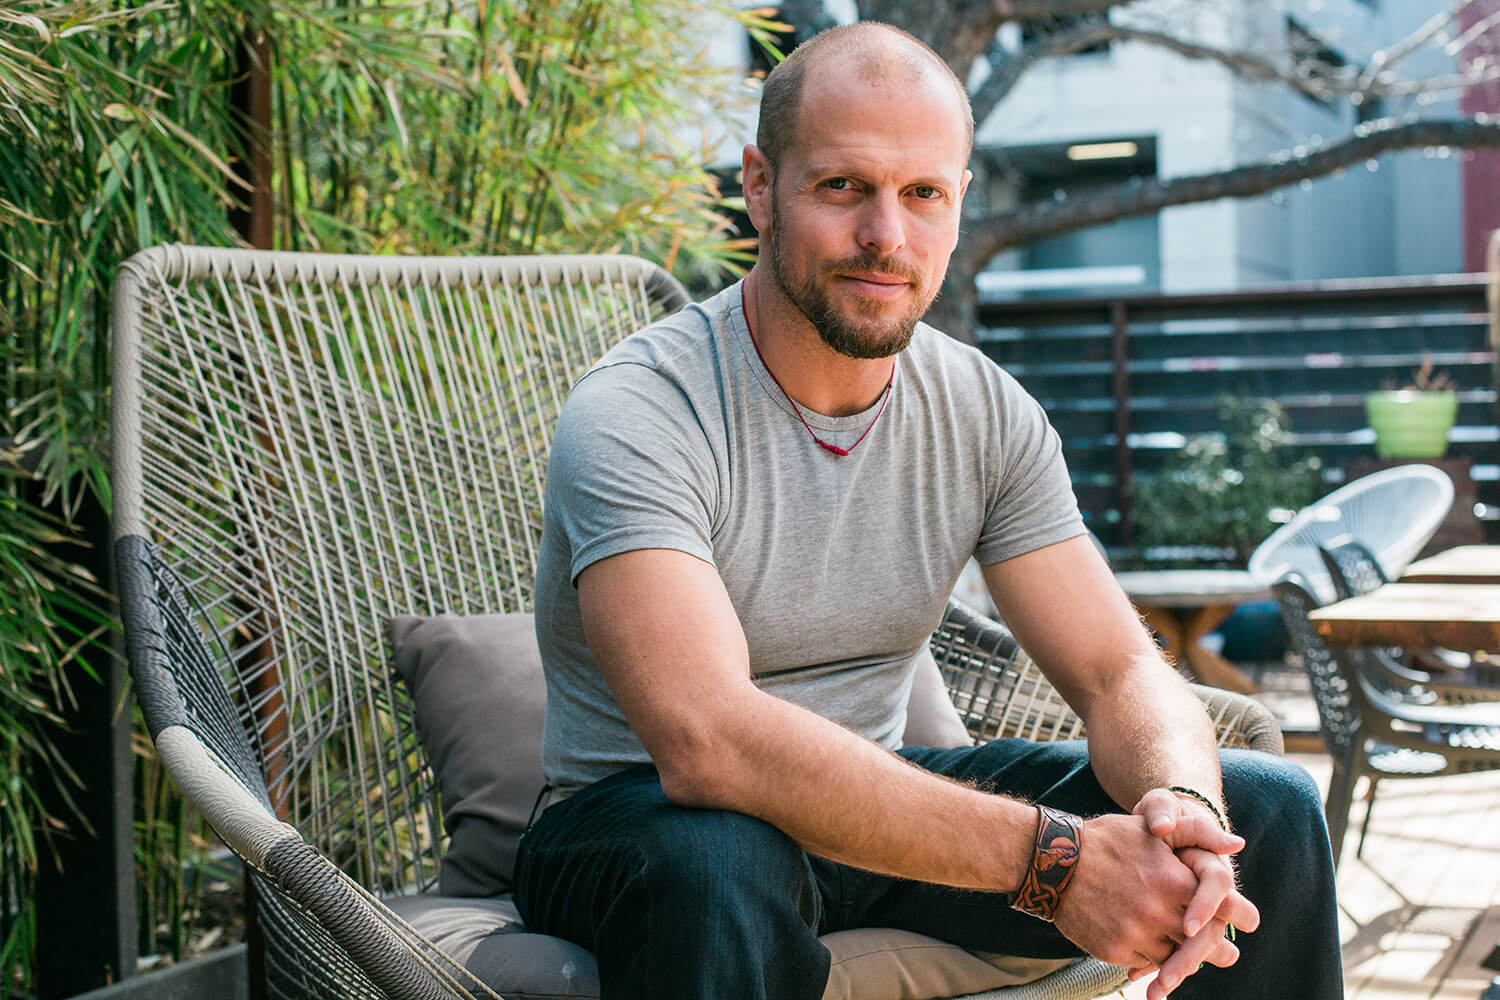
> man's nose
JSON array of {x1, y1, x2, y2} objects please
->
[{"x1": 857, "y1": 191, "x2": 906, "y2": 257}]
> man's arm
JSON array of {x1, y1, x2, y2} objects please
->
[
  {"x1": 982, "y1": 534, "x2": 1260, "y2": 996},
  {"x1": 980, "y1": 536, "x2": 1222, "y2": 811},
  {"x1": 578, "y1": 545, "x2": 1236, "y2": 970}
]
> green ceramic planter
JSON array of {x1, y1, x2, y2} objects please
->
[{"x1": 1364, "y1": 389, "x2": 1458, "y2": 459}]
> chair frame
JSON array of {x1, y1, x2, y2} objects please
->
[{"x1": 113, "y1": 245, "x2": 1284, "y2": 1000}]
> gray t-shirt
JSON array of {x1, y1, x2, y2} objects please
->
[{"x1": 534, "y1": 282, "x2": 1085, "y2": 798}]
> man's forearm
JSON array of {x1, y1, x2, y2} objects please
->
[
  {"x1": 580, "y1": 548, "x2": 1041, "y2": 893},
  {"x1": 660, "y1": 682, "x2": 1039, "y2": 892},
  {"x1": 1081, "y1": 651, "x2": 1225, "y2": 817},
  {"x1": 980, "y1": 539, "x2": 1224, "y2": 816}
]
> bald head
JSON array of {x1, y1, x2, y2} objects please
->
[{"x1": 756, "y1": 23, "x2": 974, "y2": 174}]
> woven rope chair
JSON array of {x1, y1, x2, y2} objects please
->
[
  {"x1": 1247, "y1": 464, "x2": 1453, "y2": 604},
  {"x1": 113, "y1": 245, "x2": 1283, "y2": 1000}
]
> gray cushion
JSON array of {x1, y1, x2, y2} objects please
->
[
  {"x1": 389, "y1": 613, "x2": 546, "y2": 896},
  {"x1": 387, "y1": 613, "x2": 971, "y2": 896},
  {"x1": 387, "y1": 895, "x2": 596, "y2": 1000},
  {"x1": 387, "y1": 894, "x2": 1071, "y2": 1000}
]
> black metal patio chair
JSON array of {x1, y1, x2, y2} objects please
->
[
  {"x1": 1272, "y1": 572, "x2": 1500, "y2": 867},
  {"x1": 1317, "y1": 538, "x2": 1500, "y2": 704}
]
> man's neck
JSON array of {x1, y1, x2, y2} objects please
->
[{"x1": 742, "y1": 266, "x2": 896, "y2": 418}]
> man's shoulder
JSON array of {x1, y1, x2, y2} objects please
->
[
  {"x1": 558, "y1": 284, "x2": 739, "y2": 442},
  {"x1": 586, "y1": 283, "x2": 735, "y2": 382}
]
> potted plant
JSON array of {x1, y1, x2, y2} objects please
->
[
  {"x1": 1131, "y1": 397, "x2": 1324, "y2": 566},
  {"x1": 1364, "y1": 357, "x2": 1459, "y2": 460}
]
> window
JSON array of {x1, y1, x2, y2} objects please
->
[{"x1": 1019, "y1": 13, "x2": 1111, "y2": 57}]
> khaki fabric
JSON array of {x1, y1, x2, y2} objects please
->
[{"x1": 824, "y1": 928, "x2": 1072, "y2": 1000}]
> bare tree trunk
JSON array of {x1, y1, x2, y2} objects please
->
[{"x1": 230, "y1": 27, "x2": 273, "y2": 250}]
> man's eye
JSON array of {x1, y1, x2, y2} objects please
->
[
  {"x1": 826, "y1": 178, "x2": 850, "y2": 191},
  {"x1": 913, "y1": 185, "x2": 940, "y2": 200}
]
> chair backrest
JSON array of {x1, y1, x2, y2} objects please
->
[
  {"x1": 112, "y1": 245, "x2": 689, "y2": 893},
  {"x1": 1249, "y1": 464, "x2": 1453, "y2": 603},
  {"x1": 1317, "y1": 537, "x2": 1390, "y2": 601},
  {"x1": 1270, "y1": 572, "x2": 1363, "y2": 759}
]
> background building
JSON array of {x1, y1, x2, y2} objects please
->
[
  {"x1": 971, "y1": 0, "x2": 1476, "y2": 298},
  {"x1": 706, "y1": 0, "x2": 1490, "y2": 299}
]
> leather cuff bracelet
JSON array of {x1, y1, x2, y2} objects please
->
[{"x1": 1012, "y1": 805, "x2": 1083, "y2": 922}]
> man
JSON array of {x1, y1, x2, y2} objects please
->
[{"x1": 517, "y1": 22, "x2": 1341, "y2": 1000}]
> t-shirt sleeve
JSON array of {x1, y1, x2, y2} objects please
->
[
  {"x1": 974, "y1": 370, "x2": 1086, "y2": 565},
  {"x1": 546, "y1": 361, "x2": 719, "y2": 584}
]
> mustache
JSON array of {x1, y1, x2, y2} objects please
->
[{"x1": 821, "y1": 253, "x2": 921, "y2": 283}]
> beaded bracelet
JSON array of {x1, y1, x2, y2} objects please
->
[
  {"x1": 1166, "y1": 785, "x2": 1228, "y2": 831},
  {"x1": 1011, "y1": 805, "x2": 1083, "y2": 922},
  {"x1": 1165, "y1": 786, "x2": 1237, "y2": 940}
]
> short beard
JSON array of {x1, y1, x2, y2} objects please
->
[{"x1": 766, "y1": 199, "x2": 932, "y2": 360}]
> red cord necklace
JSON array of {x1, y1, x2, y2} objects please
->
[{"x1": 743, "y1": 283, "x2": 895, "y2": 458}]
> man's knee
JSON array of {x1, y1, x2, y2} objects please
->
[
  {"x1": 1220, "y1": 750, "x2": 1323, "y2": 824},
  {"x1": 1218, "y1": 749, "x2": 1331, "y2": 876},
  {"x1": 629, "y1": 807, "x2": 819, "y2": 923}
]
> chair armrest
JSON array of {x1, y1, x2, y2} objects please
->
[
  {"x1": 930, "y1": 599, "x2": 1083, "y2": 745},
  {"x1": 118, "y1": 536, "x2": 485, "y2": 998},
  {"x1": 931, "y1": 600, "x2": 1284, "y2": 755},
  {"x1": 1188, "y1": 683, "x2": 1284, "y2": 755}
]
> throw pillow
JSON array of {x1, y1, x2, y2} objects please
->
[{"x1": 389, "y1": 612, "x2": 546, "y2": 896}]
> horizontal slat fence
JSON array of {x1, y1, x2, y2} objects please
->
[{"x1": 978, "y1": 275, "x2": 1499, "y2": 563}]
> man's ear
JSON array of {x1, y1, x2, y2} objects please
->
[{"x1": 742, "y1": 144, "x2": 773, "y2": 234}]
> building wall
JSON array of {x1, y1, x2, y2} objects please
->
[
  {"x1": 978, "y1": 15, "x2": 1246, "y2": 291},
  {"x1": 974, "y1": 0, "x2": 1467, "y2": 291},
  {"x1": 1375, "y1": 0, "x2": 1466, "y2": 276}
]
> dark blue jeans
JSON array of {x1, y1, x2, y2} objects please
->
[{"x1": 514, "y1": 741, "x2": 1342, "y2": 1000}]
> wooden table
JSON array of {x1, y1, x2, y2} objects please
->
[
  {"x1": 1307, "y1": 583, "x2": 1500, "y2": 653},
  {"x1": 1113, "y1": 570, "x2": 1269, "y2": 694},
  {"x1": 1401, "y1": 545, "x2": 1500, "y2": 585}
]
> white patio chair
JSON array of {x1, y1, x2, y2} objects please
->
[{"x1": 1248, "y1": 464, "x2": 1454, "y2": 604}]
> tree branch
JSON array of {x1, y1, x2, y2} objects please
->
[
  {"x1": 855, "y1": 0, "x2": 1134, "y2": 80},
  {"x1": 970, "y1": 22, "x2": 1100, "y2": 126},
  {"x1": 1356, "y1": 0, "x2": 1479, "y2": 93},
  {"x1": 970, "y1": 19, "x2": 1390, "y2": 125},
  {"x1": 957, "y1": 117, "x2": 1500, "y2": 265},
  {"x1": 1449, "y1": 7, "x2": 1500, "y2": 58},
  {"x1": 967, "y1": 7, "x2": 1500, "y2": 139}
]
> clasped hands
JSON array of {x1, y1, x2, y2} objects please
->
[{"x1": 1051, "y1": 787, "x2": 1260, "y2": 1000}]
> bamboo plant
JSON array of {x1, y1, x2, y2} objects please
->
[{"x1": 2, "y1": 0, "x2": 767, "y2": 990}]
